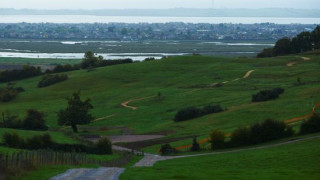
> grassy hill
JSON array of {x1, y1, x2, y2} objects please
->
[
  {"x1": 1, "y1": 55, "x2": 319, "y2": 137},
  {"x1": 1, "y1": 54, "x2": 320, "y2": 179}
]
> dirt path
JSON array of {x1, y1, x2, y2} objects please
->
[
  {"x1": 120, "y1": 96, "x2": 155, "y2": 110},
  {"x1": 242, "y1": 70, "x2": 255, "y2": 79},
  {"x1": 286, "y1": 57, "x2": 311, "y2": 67}
]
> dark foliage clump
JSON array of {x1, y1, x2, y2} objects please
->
[
  {"x1": 0, "y1": 86, "x2": 24, "y2": 102},
  {"x1": 257, "y1": 26, "x2": 320, "y2": 57},
  {"x1": 230, "y1": 119, "x2": 293, "y2": 147},
  {"x1": 300, "y1": 114, "x2": 320, "y2": 135},
  {"x1": 160, "y1": 144, "x2": 176, "y2": 155},
  {"x1": 0, "y1": 65, "x2": 42, "y2": 83},
  {"x1": 45, "y1": 64, "x2": 80, "y2": 74},
  {"x1": 210, "y1": 130, "x2": 226, "y2": 150},
  {"x1": 2, "y1": 133, "x2": 112, "y2": 154},
  {"x1": 23, "y1": 109, "x2": 48, "y2": 131},
  {"x1": 174, "y1": 107, "x2": 201, "y2": 122},
  {"x1": 92, "y1": 137, "x2": 112, "y2": 154},
  {"x1": 190, "y1": 137, "x2": 200, "y2": 152},
  {"x1": 0, "y1": 112, "x2": 22, "y2": 129},
  {"x1": 57, "y1": 91, "x2": 94, "y2": 133},
  {"x1": 38, "y1": 74, "x2": 68, "y2": 88},
  {"x1": 174, "y1": 104, "x2": 224, "y2": 122},
  {"x1": 252, "y1": 88, "x2": 284, "y2": 102}
]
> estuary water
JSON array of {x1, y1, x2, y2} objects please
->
[{"x1": 1, "y1": 15, "x2": 320, "y2": 24}]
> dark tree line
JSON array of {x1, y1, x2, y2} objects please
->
[
  {"x1": 252, "y1": 88, "x2": 284, "y2": 102},
  {"x1": 0, "y1": 86, "x2": 24, "y2": 102},
  {"x1": 2, "y1": 132, "x2": 112, "y2": 154},
  {"x1": 174, "y1": 104, "x2": 224, "y2": 122},
  {"x1": 38, "y1": 74, "x2": 68, "y2": 88},
  {"x1": 0, "y1": 65, "x2": 42, "y2": 83},
  {"x1": 258, "y1": 26, "x2": 320, "y2": 57},
  {"x1": 0, "y1": 109, "x2": 48, "y2": 130}
]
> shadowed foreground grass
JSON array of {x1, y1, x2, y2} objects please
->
[{"x1": 120, "y1": 137, "x2": 320, "y2": 180}]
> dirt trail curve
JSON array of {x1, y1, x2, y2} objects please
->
[
  {"x1": 242, "y1": 70, "x2": 255, "y2": 79},
  {"x1": 286, "y1": 57, "x2": 311, "y2": 67},
  {"x1": 120, "y1": 96, "x2": 155, "y2": 110}
]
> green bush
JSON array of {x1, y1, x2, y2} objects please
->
[
  {"x1": 174, "y1": 104, "x2": 224, "y2": 122},
  {"x1": 210, "y1": 130, "x2": 225, "y2": 150},
  {"x1": 252, "y1": 88, "x2": 284, "y2": 102},
  {"x1": 230, "y1": 119, "x2": 294, "y2": 147},
  {"x1": 0, "y1": 86, "x2": 24, "y2": 102},
  {"x1": 2, "y1": 132, "x2": 25, "y2": 148},
  {"x1": 160, "y1": 144, "x2": 176, "y2": 155},
  {"x1": 190, "y1": 137, "x2": 200, "y2": 152},
  {"x1": 230, "y1": 127, "x2": 251, "y2": 146},
  {"x1": 38, "y1": 74, "x2": 68, "y2": 88},
  {"x1": 23, "y1": 109, "x2": 48, "y2": 130},
  {"x1": 300, "y1": 114, "x2": 320, "y2": 134},
  {"x1": 93, "y1": 137, "x2": 112, "y2": 154},
  {"x1": 26, "y1": 133, "x2": 54, "y2": 149}
]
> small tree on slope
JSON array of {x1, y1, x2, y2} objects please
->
[{"x1": 58, "y1": 91, "x2": 94, "y2": 133}]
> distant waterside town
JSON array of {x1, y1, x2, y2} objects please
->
[{"x1": 0, "y1": 23, "x2": 316, "y2": 41}]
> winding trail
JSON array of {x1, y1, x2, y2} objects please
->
[
  {"x1": 286, "y1": 57, "x2": 311, "y2": 67},
  {"x1": 242, "y1": 70, "x2": 255, "y2": 79},
  {"x1": 120, "y1": 96, "x2": 155, "y2": 110}
]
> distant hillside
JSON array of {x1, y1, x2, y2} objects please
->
[{"x1": 1, "y1": 8, "x2": 320, "y2": 18}]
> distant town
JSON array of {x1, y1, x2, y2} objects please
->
[{"x1": 0, "y1": 23, "x2": 316, "y2": 41}]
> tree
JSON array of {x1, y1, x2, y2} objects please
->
[
  {"x1": 81, "y1": 51, "x2": 102, "y2": 69},
  {"x1": 58, "y1": 91, "x2": 94, "y2": 133},
  {"x1": 23, "y1": 109, "x2": 47, "y2": 130},
  {"x1": 312, "y1": 26, "x2": 320, "y2": 49},
  {"x1": 210, "y1": 130, "x2": 225, "y2": 150},
  {"x1": 273, "y1": 37, "x2": 291, "y2": 56},
  {"x1": 300, "y1": 113, "x2": 320, "y2": 134},
  {"x1": 190, "y1": 137, "x2": 200, "y2": 151}
]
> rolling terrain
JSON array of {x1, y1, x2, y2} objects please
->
[{"x1": 1, "y1": 54, "x2": 320, "y2": 179}]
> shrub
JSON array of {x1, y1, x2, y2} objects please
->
[
  {"x1": 0, "y1": 112, "x2": 22, "y2": 129},
  {"x1": 38, "y1": 74, "x2": 68, "y2": 88},
  {"x1": 190, "y1": 137, "x2": 200, "y2": 152},
  {"x1": 160, "y1": 144, "x2": 176, "y2": 155},
  {"x1": 0, "y1": 65, "x2": 42, "y2": 83},
  {"x1": 300, "y1": 114, "x2": 320, "y2": 134},
  {"x1": 174, "y1": 104, "x2": 224, "y2": 122},
  {"x1": 257, "y1": 48, "x2": 274, "y2": 58},
  {"x1": 2, "y1": 132, "x2": 25, "y2": 148},
  {"x1": 210, "y1": 130, "x2": 225, "y2": 150},
  {"x1": 174, "y1": 107, "x2": 201, "y2": 122},
  {"x1": 201, "y1": 105, "x2": 224, "y2": 115},
  {"x1": 23, "y1": 109, "x2": 48, "y2": 130},
  {"x1": 230, "y1": 127, "x2": 251, "y2": 147},
  {"x1": 252, "y1": 88, "x2": 284, "y2": 102},
  {"x1": 25, "y1": 133, "x2": 54, "y2": 149},
  {"x1": 250, "y1": 119, "x2": 293, "y2": 144},
  {"x1": 0, "y1": 86, "x2": 22, "y2": 102},
  {"x1": 92, "y1": 137, "x2": 112, "y2": 154}
]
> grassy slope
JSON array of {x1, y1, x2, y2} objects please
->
[
  {"x1": 0, "y1": 55, "x2": 319, "y2": 138},
  {"x1": 120, "y1": 137, "x2": 320, "y2": 180}
]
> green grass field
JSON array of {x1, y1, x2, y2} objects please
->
[
  {"x1": 120, "y1": 137, "x2": 320, "y2": 180},
  {"x1": 0, "y1": 54, "x2": 319, "y2": 179},
  {"x1": 1, "y1": 55, "x2": 319, "y2": 137}
]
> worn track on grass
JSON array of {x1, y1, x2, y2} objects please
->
[
  {"x1": 286, "y1": 57, "x2": 311, "y2": 67},
  {"x1": 120, "y1": 96, "x2": 155, "y2": 110}
]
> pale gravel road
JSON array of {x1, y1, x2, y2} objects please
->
[{"x1": 49, "y1": 167, "x2": 125, "y2": 180}]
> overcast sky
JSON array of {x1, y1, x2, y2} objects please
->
[{"x1": 1, "y1": 0, "x2": 319, "y2": 10}]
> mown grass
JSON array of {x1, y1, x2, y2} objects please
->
[{"x1": 120, "y1": 137, "x2": 320, "y2": 180}]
